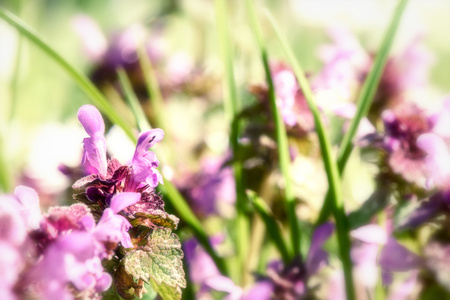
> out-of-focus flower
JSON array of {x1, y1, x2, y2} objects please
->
[
  {"x1": 244, "y1": 223, "x2": 334, "y2": 299},
  {"x1": 373, "y1": 35, "x2": 434, "y2": 114},
  {"x1": 272, "y1": 62, "x2": 315, "y2": 132},
  {"x1": 176, "y1": 156, "x2": 235, "y2": 218},
  {"x1": 71, "y1": 14, "x2": 108, "y2": 62},
  {"x1": 315, "y1": 26, "x2": 371, "y2": 101},
  {"x1": 344, "y1": 224, "x2": 420, "y2": 299},
  {"x1": 0, "y1": 189, "x2": 36, "y2": 300},
  {"x1": 381, "y1": 103, "x2": 432, "y2": 185},
  {"x1": 184, "y1": 236, "x2": 242, "y2": 300}
]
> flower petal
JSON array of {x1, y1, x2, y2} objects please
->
[
  {"x1": 77, "y1": 105, "x2": 105, "y2": 137},
  {"x1": 110, "y1": 192, "x2": 141, "y2": 214}
]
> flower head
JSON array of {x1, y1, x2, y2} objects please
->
[{"x1": 130, "y1": 129, "x2": 164, "y2": 189}]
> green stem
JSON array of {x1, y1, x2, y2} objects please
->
[
  {"x1": 138, "y1": 46, "x2": 166, "y2": 132},
  {"x1": 315, "y1": 0, "x2": 409, "y2": 225},
  {"x1": 117, "y1": 68, "x2": 151, "y2": 132},
  {"x1": 247, "y1": 190, "x2": 290, "y2": 264},
  {"x1": 264, "y1": 10, "x2": 355, "y2": 300},
  {"x1": 215, "y1": 0, "x2": 249, "y2": 285},
  {"x1": 245, "y1": 0, "x2": 300, "y2": 259}
]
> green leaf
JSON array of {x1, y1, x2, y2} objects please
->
[
  {"x1": 347, "y1": 187, "x2": 390, "y2": 230},
  {"x1": 117, "y1": 68, "x2": 151, "y2": 132},
  {"x1": 123, "y1": 228, "x2": 186, "y2": 300}
]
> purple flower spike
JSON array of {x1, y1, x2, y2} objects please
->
[
  {"x1": 78, "y1": 105, "x2": 108, "y2": 177},
  {"x1": 110, "y1": 192, "x2": 141, "y2": 213},
  {"x1": 131, "y1": 129, "x2": 164, "y2": 188}
]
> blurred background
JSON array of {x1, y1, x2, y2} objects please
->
[{"x1": 0, "y1": 0, "x2": 449, "y2": 195}]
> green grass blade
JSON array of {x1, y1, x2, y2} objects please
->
[
  {"x1": 138, "y1": 46, "x2": 166, "y2": 131},
  {"x1": 316, "y1": 0, "x2": 409, "y2": 225},
  {"x1": 264, "y1": 10, "x2": 355, "y2": 300},
  {"x1": 159, "y1": 180, "x2": 229, "y2": 276},
  {"x1": 215, "y1": 0, "x2": 249, "y2": 285},
  {"x1": 245, "y1": 0, "x2": 300, "y2": 258},
  {"x1": 0, "y1": 8, "x2": 136, "y2": 142},
  {"x1": 117, "y1": 68, "x2": 151, "y2": 132},
  {"x1": 247, "y1": 190, "x2": 290, "y2": 264}
]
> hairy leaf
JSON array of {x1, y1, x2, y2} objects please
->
[{"x1": 123, "y1": 228, "x2": 186, "y2": 300}]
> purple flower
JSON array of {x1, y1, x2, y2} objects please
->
[
  {"x1": 0, "y1": 197, "x2": 33, "y2": 299},
  {"x1": 78, "y1": 105, "x2": 108, "y2": 177},
  {"x1": 244, "y1": 223, "x2": 333, "y2": 299},
  {"x1": 176, "y1": 156, "x2": 236, "y2": 217},
  {"x1": 183, "y1": 235, "x2": 242, "y2": 299},
  {"x1": 129, "y1": 129, "x2": 164, "y2": 190},
  {"x1": 29, "y1": 231, "x2": 112, "y2": 299},
  {"x1": 315, "y1": 26, "x2": 371, "y2": 101},
  {"x1": 93, "y1": 192, "x2": 141, "y2": 249},
  {"x1": 379, "y1": 238, "x2": 421, "y2": 285},
  {"x1": 350, "y1": 224, "x2": 420, "y2": 288},
  {"x1": 380, "y1": 103, "x2": 432, "y2": 184}
]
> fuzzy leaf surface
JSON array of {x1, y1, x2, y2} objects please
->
[{"x1": 123, "y1": 228, "x2": 186, "y2": 300}]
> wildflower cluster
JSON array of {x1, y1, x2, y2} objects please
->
[{"x1": 0, "y1": 105, "x2": 185, "y2": 299}]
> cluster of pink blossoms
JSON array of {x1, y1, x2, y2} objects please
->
[{"x1": 0, "y1": 105, "x2": 182, "y2": 299}]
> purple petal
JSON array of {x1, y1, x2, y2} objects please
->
[
  {"x1": 110, "y1": 192, "x2": 141, "y2": 213},
  {"x1": 130, "y1": 129, "x2": 164, "y2": 188},
  {"x1": 351, "y1": 224, "x2": 387, "y2": 245},
  {"x1": 379, "y1": 238, "x2": 420, "y2": 273},
  {"x1": 432, "y1": 97, "x2": 450, "y2": 138},
  {"x1": 13, "y1": 185, "x2": 42, "y2": 229},
  {"x1": 95, "y1": 208, "x2": 133, "y2": 248},
  {"x1": 77, "y1": 105, "x2": 105, "y2": 137},
  {"x1": 95, "y1": 272, "x2": 112, "y2": 292},
  {"x1": 135, "y1": 129, "x2": 164, "y2": 155},
  {"x1": 306, "y1": 222, "x2": 334, "y2": 275},
  {"x1": 82, "y1": 135, "x2": 107, "y2": 177},
  {"x1": 417, "y1": 133, "x2": 450, "y2": 188},
  {"x1": 243, "y1": 281, "x2": 274, "y2": 300},
  {"x1": 397, "y1": 195, "x2": 443, "y2": 230}
]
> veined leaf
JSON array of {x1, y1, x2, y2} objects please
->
[{"x1": 123, "y1": 228, "x2": 186, "y2": 300}]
